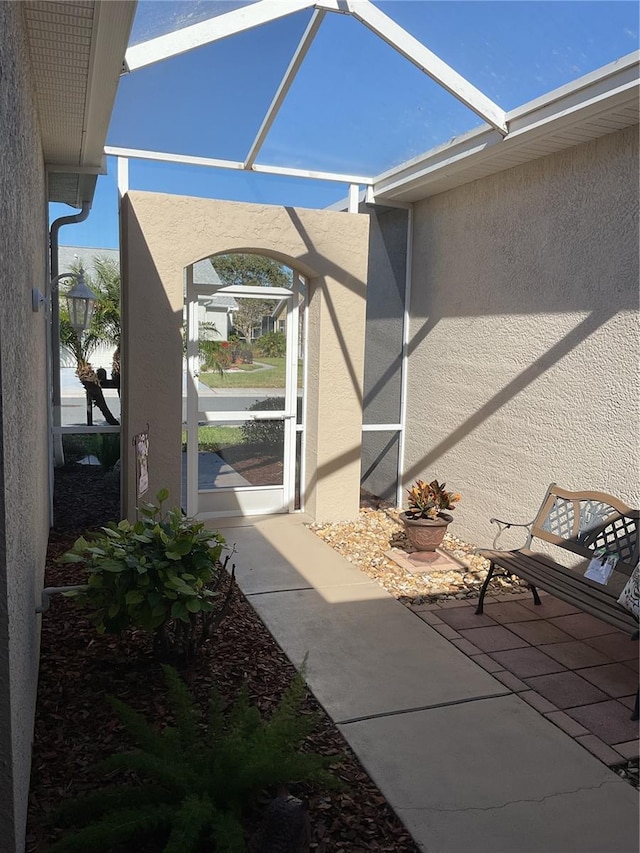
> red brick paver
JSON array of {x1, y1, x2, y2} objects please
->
[
  {"x1": 506, "y1": 619, "x2": 574, "y2": 645},
  {"x1": 524, "y1": 671, "x2": 609, "y2": 709},
  {"x1": 565, "y1": 700, "x2": 640, "y2": 745},
  {"x1": 549, "y1": 613, "x2": 618, "y2": 640},
  {"x1": 482, "y1": 601, "x2": 542, "y2": 622},
  {"x1": 578, "y1": 663, "x2": 639, "y2": 699},
  {"x1": 584, "y1": 632, "x2": 639, "y2": 662},
  {"x1": 457, "y1": 625, "x2": 529, "y2": 652},
  {"x1": 489, "y1": 646, "x2": 564, "y2": 678},
  {"x1": 539, "y1": 640, "x2": 611, "y2": 669},
  {"x1": 417, "y1": 592, "x2": 639, "y2": 771}
]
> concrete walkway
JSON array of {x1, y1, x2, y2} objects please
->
[{"x1": 214, "y1": 513, "x2": 639, "y2": 853}]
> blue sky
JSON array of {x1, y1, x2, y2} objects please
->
[{"x1": 51, "y1": 0, "x2": 638, "y2": 248}]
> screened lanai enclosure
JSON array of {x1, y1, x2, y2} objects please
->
[
  {"x1": 46, "y1": 0, "x2": 638, "y2": 527},
  {"x1": 1, "y1": 6, "x2": 637, "y2": 844}
]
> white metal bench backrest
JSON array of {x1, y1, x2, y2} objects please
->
[{"x1": 529, "y1": 484, "x2": 639, "y2": 580}]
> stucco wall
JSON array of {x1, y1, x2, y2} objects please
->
[
  {"x1": 121, "y1": 192, "x2": 369, "y2": 523},
  {"x1": 0, "y1": 3, "x2": 49, "y2": 849},
  {"x1": 405, "y1": 126, "x2": 639, "y2": 548}
]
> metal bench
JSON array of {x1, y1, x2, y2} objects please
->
[{"x1": 476, "y1": 484, "x2": 638, "y2": 718}]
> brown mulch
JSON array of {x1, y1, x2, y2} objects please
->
[
  {"x1": 26, "y1": 468, "x2": 419, "y2": 852},
  {"x1": 218, "y1": 446, "x2": 283, "y2": 487}
]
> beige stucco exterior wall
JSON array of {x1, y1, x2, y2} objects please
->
[
  {"x1": 405, "y1": 125, "x2": 639, "y2": 548},
  {"x1": 121, "y1": 192, "x2": 369, "y2": 523},
  {"x1": 0, "y1": 4, "x2": 50, "y2": 849}
]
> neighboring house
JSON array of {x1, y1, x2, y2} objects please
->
[
  {"x1": 193, "y1": 259, "x2": 238, "y2": 341},
  {"x1": 58, "y1": 245, "x2": 119, "y2": 279},
  {"x1": 0, "y1": 1, "x2": 638, "y2": 849}
]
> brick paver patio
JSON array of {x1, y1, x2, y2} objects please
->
[{"x1": 412, "y1": 591, "x2": 639, "y2": 767}]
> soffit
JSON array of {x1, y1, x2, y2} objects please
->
[
  {"x1": 372, "y1": 54, "x2": 640, "y2": 204},
  {"x1": 22, "y1": 0, "x2": 135, "y2": 207}
]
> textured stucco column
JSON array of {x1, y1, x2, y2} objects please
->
[
  {"x1": 121, "y1": 192, "x2": 369, "y2": 523},
  {"x1": 304, "y1": 270, "x2": 367, "y2": 521}
]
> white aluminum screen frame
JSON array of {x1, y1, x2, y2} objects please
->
[{"x1": 185, "y1": 277, "x2": 300, "y2": 519}]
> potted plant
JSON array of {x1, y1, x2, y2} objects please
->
[{"x1": 400, "y1": 479, "x2": 461, "y2": 552}]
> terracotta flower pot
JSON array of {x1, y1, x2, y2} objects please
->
[{"x1": 400, "y1": 512, "x2": 453, "y2": 552}]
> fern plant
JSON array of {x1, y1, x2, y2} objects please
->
[{"x1": 49, "y1": 664, "x2": 342, "y2": 853}]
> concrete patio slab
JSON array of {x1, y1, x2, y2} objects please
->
[
  {"x1": 221, "y1": 520, "x2": 375, "y2": 595},
  {"x1": 217, "y1": 515, "x2": 638, "y2": 852},
  {"x1": 249, "y1": 582, "x2": 508, "y2": 722},
  {"x1": 339, "y1": 695, "x2": 639, "y2": 853}
]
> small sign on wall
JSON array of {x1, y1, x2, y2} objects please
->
[{"x1": 135, "y1": 429, "x2": 149, "y2": 498}]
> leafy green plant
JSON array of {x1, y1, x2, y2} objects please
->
[
  {"x1": 240, "y1": 397, "x2": 285, "y2": 449},
  {"x1": 200, "y1": 339, "x2": 232, "y2": 373},
  {"x1": 49, "y1": 664, "x2": 343, "y2": 853},
  {"x1": 405, "y1": 479, "x2": 462, "y2": 520},
  {"x1": 231, "y1": 342, "x2": 254, "y2": 364},
  {"x1": 61, "y1": 433, "x2": 95, "y2": 465},
  {"x1": 255, "y1": 331, "x2": 286, "y2": 358},
  {"x1": 59, "y1": 490, "x2": 233, "y2": 661},
  {"x1": 89, "y1": 432, "x2": 120, "y2": 470}
]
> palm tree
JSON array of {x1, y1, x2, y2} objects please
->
[{"x1": 60, "y1": 256, "x2": 120, "y2": 425}]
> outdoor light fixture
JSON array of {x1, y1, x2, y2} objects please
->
[{"x1": 32, "y1": 267, "x2": 98, "y2": 332}]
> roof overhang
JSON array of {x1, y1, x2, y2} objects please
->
[
  {"x1": 23, "y1": 0, "x2": 136, "y2": 208},
  {"x1": 372, "y1": 52, "x2": 640, "y2": 204}
]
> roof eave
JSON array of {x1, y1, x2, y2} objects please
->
[
  {"x1": 372, "y1": 51, "x2": 640, "y2": 204},
  {"x1": 44, "y1": 1, "x2": 136, "y2": 207}
]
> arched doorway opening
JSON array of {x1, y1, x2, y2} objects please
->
[{"x1": 183, "y1": 252, "x2": 306, "y2": 518}]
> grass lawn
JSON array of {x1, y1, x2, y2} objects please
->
[
  {"x1": 199, "y1": 356, "x2": 302, "y2": 389},
  {"x1": 182, "y1": 425, "x2": 244, "y2": 452}
]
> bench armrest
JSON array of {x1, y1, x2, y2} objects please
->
[{"x1": 489, "y1": 518, "x2": 534, "y2": 550}]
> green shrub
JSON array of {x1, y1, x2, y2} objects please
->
[
  {"x1": 49, "y1": 664, "x2": 343, "y2": 853},
  {"x1": 200, "y1": 340, "x2": 232, "y2": 374},
  {"x1": 255, "y1": 331, "x2": 286, "y2": 358},
  {"x1": 59, "y1": 490, "x2": 232, "y2": 662},
  {"x1": 240, "y1": 398, "x2": 285, "y2": 449},
  {"x1": 61, "y1": 434, "x2": 94, "y2": 465},
  {"x1": 89, "y1": 433, "x2": 120, "y2": 470},
  {"x1": 232, "y1": 342, "x2": 253, "y2": 364}
]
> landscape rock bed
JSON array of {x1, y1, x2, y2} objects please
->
[{"x1": 309, "y1": 499, "x2": 529, "y2": 605}]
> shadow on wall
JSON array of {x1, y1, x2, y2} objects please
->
[
  {"x1": 122, "y1": 209, "x2": 186, "y2": 516},
  {"x1": 286, "y1": 207, "x2": 366, "y2": 407},
  {"x1": 403, "y1": 307, "x2": 617, "y2": 484}
]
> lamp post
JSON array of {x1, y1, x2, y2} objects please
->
[
  {"x1": 33, "y1": 266, "x2": 98, "y2": 332},
  {"x1": 34, "y1": 267, "x2": 118, "y2": 428}
]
